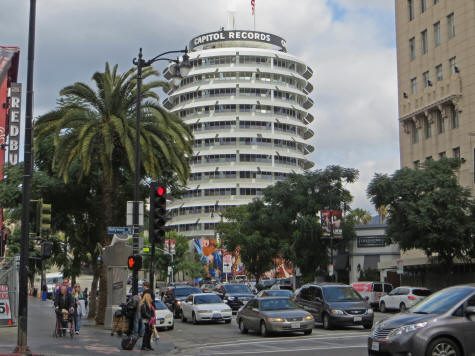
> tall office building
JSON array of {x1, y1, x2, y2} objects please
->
[
  {"x1": 164, "y1": 29, "x2": 315, "y2": 239},
  {"x1": 395, "y1": 0, "x2": 475, "y2": 194}
]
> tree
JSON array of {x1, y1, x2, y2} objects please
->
[
  {"x1": 217, "y1": 202, "x2": 280, "y2": 284},
  {"x1": 348, "y1": 208, "x2": 372, "y2": 225},
  {"x1": 34, "y1": 63, "x2": 193, "y2": 324},
  {"x1": 367, "y1": 158, "x2": 475, "y2": 267}
]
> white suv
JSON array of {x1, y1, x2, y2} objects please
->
[{"x1": 379, "y1": 286, "x2": 431, "y2": 312}]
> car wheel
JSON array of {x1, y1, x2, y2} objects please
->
[
  {"x1": 427, "y1": 337, "x2": 461, "y2": 356},
  {"x1": 238, "y1": 319, "x2": 248, "y2": 334},
  {"x1": 363, "y1": 322, "x2": 373, "y2": 330},
  {"x1": 181, "y1": 313, "x2": 187, "y2": 323},
  {"x1": 379, "y1": 301, "x2": 386, "y2": 313},
  {"x1": 168, "y1": 323, "x2": 174, "y2": 330},
  {"x1": 260, "y1": 321, "x2": 270, "y2": 337},
  {"x1": 399, "y1": 302, "x2": 406, "y2": 312},
  {"x1": 192, "y1": 312, "x2": 198, "y2": 325},
  {"x1": 323, "y1": 313, "x2": 333, "y2": 330},
  {"x1": 303, "y1": 329, "x2": 312, "y2": 335}
]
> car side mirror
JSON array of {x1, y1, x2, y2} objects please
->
[
  {"x1": 464, "y1": 306, "x2": 475, "y2": 318},
  {"x1": 252, "y1": 308, "x2": 259, "y2": 312}
]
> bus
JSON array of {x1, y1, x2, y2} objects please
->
[{"x1": 45, "y1": 272, "x2": 63, "y2": 299}]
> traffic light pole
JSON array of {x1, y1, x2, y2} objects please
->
[{"x1": 149, "y1": 238, "x2": 155, "y2": 296}]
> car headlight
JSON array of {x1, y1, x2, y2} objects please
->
[
  {"x1": 304, "y1": 315, "x2": 314, "y2": 320},
  {"x1": 198, "y1": 310, "x2": 212, "y2": 313},
  {"x1": 387, "y1": 322, "x2": 428, "y2": 338},
  {"x1": 330, "y1": 309, "x2": 344, "y2": 315},
  {"x1": 367, "y1": 308, "x2": 373, "y2": 314},
  {"x1": 226, "y1": 296, "x2": 235, "y2": 301},
  {"x1": 176, "y1": 301, "x2": 182, "y2": 306},
  {"x1": 267, "y1": 317, "x2": 284, "y2": 322},
  {"x1": 224, "y1": 309, "x2": 232, "y2": 313}
]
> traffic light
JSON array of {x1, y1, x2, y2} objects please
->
[
  {"x1": 41, "y1": 241, "x2": 53, "y2": 259},
  {"x1": 149, "y1": 183, "x2": 167, "y2": 245},
  {"x1": 40, "y1": 202, "x2": 52, "y2": 236},
  {"x1": 127, "y1": 255, "x2": 142, "y2": 271}
]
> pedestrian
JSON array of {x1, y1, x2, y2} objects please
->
[
  {"x1": 83, "y1": 288, "x2": 88, "y2": 310},
  {"x1": 142, "y1": 281, "x2": 153, "y2": 300},
  {"x1": 55, "y1": 277, "x2": 72, "y2": 295},
  {"x1": 41, "y1": 284, "x2": 47, "y2": 301},
  {"x1": 140, "y1": 293, "x2": 154, "y2": 351},
  {"x1": 54, "y1": 285, "x2": 74, "y2": 336},
  {"x1": 131, "y1": 294, "x2": 143, "y2": 337},
  {"x1": 72, "y1": 284, "x2": 85, "y2": 334}
]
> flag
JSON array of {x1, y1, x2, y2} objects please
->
[{"x1": 251, "y1": 0, "x2": 255, "y2": 15}]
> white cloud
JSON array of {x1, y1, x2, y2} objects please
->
[{"x1": 0, "y1": 0, "x2": 400, "y2": 212}]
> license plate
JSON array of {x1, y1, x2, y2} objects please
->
[
  {"x1": 291, "y1": 322, "x2": 300, "y2": 329},
  {"x1": 371, "y1": 341, "x2": 379, "y2": 351},
  {"x1": 354, "y1": 316, "x2": 362, "y2": 322},
  {"x1": 213, "y1": 313, "x2": 222, "y2": 319}
]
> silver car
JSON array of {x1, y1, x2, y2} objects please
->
[
  {"x1": 236, "y1": 297, "x2": 314, "y2": 336},
  {"x1": 368, "y1": 284, "x2": 475, "y2": 356}
]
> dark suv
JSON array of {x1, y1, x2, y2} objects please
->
[
  {"x1": 163, "y1": 286, "x2": 201, "y2": 317},
  {"x1": 215, "y1": 284, "x2": 255, "y2": 311},
  {"x1": 293, "y1": 283, "x2": 373, "y2": 330}
]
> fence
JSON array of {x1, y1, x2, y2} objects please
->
[{"x1": 0, "y1": 255, "x2": 19, "y2": 327}]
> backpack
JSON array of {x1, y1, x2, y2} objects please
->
[
  {"x1": 125, "y1": 298, "x2": 137, "y2": 319},
  {"x1": 121, "y1": 335, "x2": 138, "y2": 350}
]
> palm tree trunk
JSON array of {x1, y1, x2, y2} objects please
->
[{"x1": 95, "y1": 182, "x2": 115, "y2": 325}]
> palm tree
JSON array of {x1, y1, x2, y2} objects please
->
[
  {"x1": 377, "y1": 205, "x2": 388, "y2": 224},
  {"x1": 34, "y1": 63, "x2": 193, "y2": 323},
  {"x1": 349, "y1": 208, "x2": 372, "y2": 225}
]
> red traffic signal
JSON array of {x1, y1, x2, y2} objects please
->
[
  {"x1": 127, "y1": 255, "x2": 142, "y2": 270},
  {"x1": 128, "y1": 256, "x2": 135, "y2": 270},
  {"x1": 157, "y1": 186, "x2": 166, "y2": 196}
]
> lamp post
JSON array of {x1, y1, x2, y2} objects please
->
[{"x1": 131, "y1": 48, "x2": 191, "y2": 296}]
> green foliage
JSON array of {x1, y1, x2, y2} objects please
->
[
  {"x1": 348, "y1": 208, "x2": 373, "y2": 225},
  {"x1": 367, "y1": 158, "x2": 475, "y2": 265}
]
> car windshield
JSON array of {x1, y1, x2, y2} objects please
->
[
  {"x1": 263, "y1": 290, "x2": 293, "y2": 297},
  {"x1": 413, "y1": 289, "x2": 431, "y2": 297},
  {"x1": 154, "y1": 300, "x2": 168, "y2": 310},
  {"x1": 323, "y1": 286, "x2": 363, "y2": 302},
  {"x1": 194, "y1": 295, "x2": 222, "y2": 304},
  {"x1": 225, "y1": 284, "x2": 251, "y2": 294},
  {"x1": 411, "y1": 287, "x2": 473, "y2": 315},
  {"x1": 174, "y1": 287, "x2": 201, "y2": 297},
  {"x1": 260, "y1": 298, "x2": 296, "y2": 311}
]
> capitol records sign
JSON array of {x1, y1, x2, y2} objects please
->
[{"x1": 8, "y1": 83, "x2": 21, "y2": 165}]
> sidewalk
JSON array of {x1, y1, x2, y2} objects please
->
[{"x1": 0, "y1": 297, "x2": 176, "y2": 355}]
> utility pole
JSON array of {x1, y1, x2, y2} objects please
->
[{"x1": 15, "y1": 0, "x2": 36, "y2": 352}]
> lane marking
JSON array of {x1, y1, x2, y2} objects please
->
[{"x1": 205, "y1": 344, "x2": 368, "y2": 355}]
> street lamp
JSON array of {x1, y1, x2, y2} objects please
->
[{"x1": 131, "y1": 47, "x2": 190, "y2": 296}]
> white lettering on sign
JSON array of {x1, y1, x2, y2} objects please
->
[
  {"x1": 0, "y1": 285, "x2": 11, "y2": 320},
  {"x1": 7, "y1": 83, "x2": 21, "y2": 165},
  {"x1": 192, "y1": 31, "x2": 274, "y2": 47}
]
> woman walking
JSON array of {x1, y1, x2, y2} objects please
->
[
  {"x1": 72, "y1": 284, "x2": 85, "y2": 334},
  {"x1": 140, "y1": 293, "x2": 155, "y2": 351}
]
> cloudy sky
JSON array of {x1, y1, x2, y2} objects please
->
[{"x1": 1, "y1": 0, "x2": 399, "y2": 213}]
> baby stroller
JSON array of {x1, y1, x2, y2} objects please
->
[
  {"x1": 111, "y1": 303, "x2": 130, "y2": 336},
  {"x1": 54, "y1": 308, "x2": 75, "y2": 338}
]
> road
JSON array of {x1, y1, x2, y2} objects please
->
[{"x1": 0, "y1": 297, "x2": 389, "y2": 355}]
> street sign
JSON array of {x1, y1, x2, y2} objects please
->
[
  {"x1": 0, "y1": 285, "x2": 11, "y2": 320},
  {"x1": 126, "y1": 201, "x2": 144, "y2": 226},
  {"x1": 167, "y1": 266, "x2": 172, "y2": 275},
  {"x1": 396, "y1": 259, "x2": 404, "y2": 275},
  {"x1": 223, "y1": 253, "x2": 232, "y2": 273},
  {"x1": 107, "y1": 226, "x2": 133, "y2": 235},
  {"x1": 328, "y1": 264, "x2": 334, "y2": 276},
  {"x1": 142, "y1": 247, "x2": 150, "y2": 252},
  {"x1": 164, "y1": 239, "x2": 176, "y2": 254}
]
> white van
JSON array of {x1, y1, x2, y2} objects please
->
[
  {"x1": 45, "y1": 272, "x2": 63, "y2": 298},
  {"x1": 352, "y1": 281, "x2": 393, "y2": 308}
]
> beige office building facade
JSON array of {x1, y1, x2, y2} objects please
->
[{"x1": 395, "y1": 0, "x2": 475, "y2": 194}]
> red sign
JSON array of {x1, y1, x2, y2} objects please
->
[{"x1": 0, "y1": 284, "x2": 11, "y2": 320}]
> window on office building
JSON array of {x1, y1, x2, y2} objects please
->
[
  {"x1": 436, "y1": 110, "x2": 445, "y2": 133},
  {"x1": 449, "y1": 57, "x2": 457, "y2": 74},
  {"x1": 438, "y1": 151, "x2": 446, "y2": 159},
  {"x1": 434, "y1": 22, "x2": 441, "y2": 46},
  {"x1": 424, "y1": 117, "x2": 431, "y2": 138},
  {"x1": 421, "y1": 0, "x2": 426, "y2": 12},
  {"x1": 426, "y1": 156, "x2": 433, "y2": 161},
  {"x1": 452, "y1": 147, "x2": 460, "y2": 159},
  {"x1": 411, "y1": 77, "x2": 418, "y2": 94},
  {"x1": 434, "y1": 0, "x2": 439, "y2": 4},
  {"x1": 421, "y1": 30, "x2": 428, "y2": 54},
  {"x1": 412, "y1": 121, "x2": 419, "y2": 144},
  {"x1": 414, "y1": 160, "x2": 420, "y2": 169},
  {"x1": 448, "y1": 13, "x2": 455, "y2": 39},
  {"x1": 408, "y1": 0, "x2": 414, "y2": 20},
  {"x1": 409, "y1": 37, "x2": 416, "y2": 60},
  {"x1": 450, "y1": 104, "x2": 459, "y2": 129},
  {"x1": 423, "y1": 71, "x2": 430, "y2": 88},
  {"x1": 436, "y1": 64, "x2": 443, "y2": 81}
]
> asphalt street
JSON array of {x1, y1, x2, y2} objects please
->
[{"x1": 0, "y1": 298, "x2": 389, "y2": 356}]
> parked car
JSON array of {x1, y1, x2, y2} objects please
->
[
  {"x1": 368, "y1": 284, "x2": 475, "y2": 356},
  {"x1": 352, "y1": 282, "x2": 393, "y2": 309},
  {"x1": 201, "y1": 284, "x2": 215, "y2": 293},
  {"x1": 379, "y1": 286, "x2": 431, "y2": 313},
  {"x1": 163, "y1": 286, "x2": 202, "y2": 317},
  {"x1": 257, "y1": 289, "x2": 293, "y2": 298},
  {"x1": 215, "y1": 284, "x2": 255, "y2": 311},
  {"x1": 293, "y1": 283, "x2": 374, "y2": 330},
  {"x1": 153, "y1": 300, "x2": 174, "y2": 330},
  {"x1": 181, "y1": 293, "x2": 232, "y2": 324},
  {"x1": 236, "y1": 297, "x2": 314, "y2": 336}
]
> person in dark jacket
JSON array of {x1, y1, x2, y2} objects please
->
[
  {"x1": 142, "y1": 281, "x2": 154, "y2": 301},
  {"x1": 140, "y1": 293, "x2": 154, "y2": 351},
  {"x1": 54, "y1": 286, "x2": 74, "y2": 335}
]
